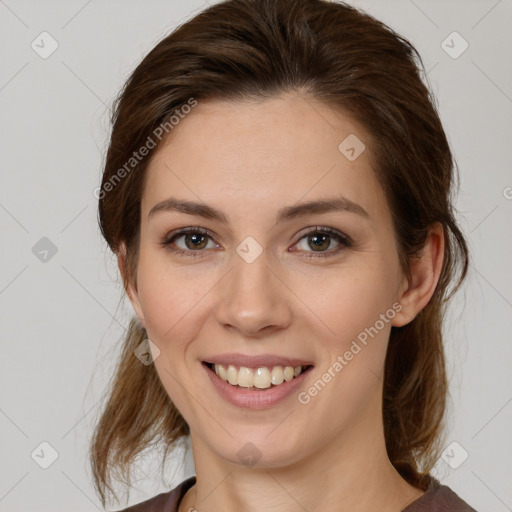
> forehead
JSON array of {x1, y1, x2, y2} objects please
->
[{"x1": 141, "y1": 92, "x2": 387, "y2": 223}]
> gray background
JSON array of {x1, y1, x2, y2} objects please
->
[{"x1": 1, "y1": 0, "x2": 511, "y2": 510}]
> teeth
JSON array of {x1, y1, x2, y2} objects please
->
[
  {"x1": 253, "y1": 367, "x2": 271, "y2": 389},
  {"x1": 213, "y1": 364, "x2": 305, "y2": 389},
  {"x1": 238, "y1": 367, "x2": 253, "y2": 388},
  {"x1": 271, "y1": 366, "x2": 284, "y2": 385}
]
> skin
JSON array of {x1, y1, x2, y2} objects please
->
[{"x1": 119, "y1": 91, "x2": 444, "y2": 512}]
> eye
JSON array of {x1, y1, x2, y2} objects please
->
[
  {"x1": 160, "y1": 226, "x2": 352, "y2": 259},
  {"x1": 160, "y1": 227, "x2": 219, "y2": 258},
  {"x1": 291, "y1": 226, "x2": 352, "y2": 258}
]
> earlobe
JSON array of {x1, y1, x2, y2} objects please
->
[
  {"x1": 117, "y1": 243, "x2": 146, "y2": 328},
  {"x1": 391, "y1": 223, "x2": 445, "y2": 327}
]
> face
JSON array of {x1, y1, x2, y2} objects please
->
[{"x1": 125, "y1": 92, "x2": 411, "y2": 469}]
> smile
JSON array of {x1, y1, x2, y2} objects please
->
[
  {"x1": 202, "y1": 361, "x2": 314, "y2": 409},
  {"x1": 204, "y1": 362, "x2": 313, "y2": 390}
]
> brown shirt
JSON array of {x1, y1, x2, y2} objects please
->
[{"x1": 117, "y1": 475, "x2": 478, "y2": 511}]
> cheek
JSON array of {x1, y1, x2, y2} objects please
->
[
  {"x1": 135, "y1": 247, "x2": 220, "y2": 356},
  {"x1": 134, "y1": 256, "x2": 207, "y2": 414},
  {"x1": 293, "y1": 267, "x2": 398, "y2": 431},
  {"x1": 135, "y1": 248, "x2": 191, "y2": 344},
  {"x1": 293, "y1": 260, "x2": 398, "y2": 345}
]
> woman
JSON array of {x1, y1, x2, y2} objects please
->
[{"x1": 90, "y1": 0, "x2": 477, "y2": 510}]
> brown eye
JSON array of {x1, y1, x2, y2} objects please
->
[
  {"x1": 306, "y1": 233, "x2": 332, "y2": 251},
  {"x1": 161, "y1": 227, "x2": 218, "y2": 257},
  {"x1": 182, "y1": 232, "x2": 209, "y2": 250},
  {"x1": 293, "y1": 227, "x2": 352, "y2": 258}
]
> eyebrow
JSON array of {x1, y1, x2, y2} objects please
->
[{"x1": 148, "y1": 196, "x2": 370, "y2": 224}]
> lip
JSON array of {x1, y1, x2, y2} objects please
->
[
  {"x1": 202, "y1": 361, "x2": 314, "y2": 410},
  {"x1": 203, "y1": 352, "x2": 314, "y2": 368}
]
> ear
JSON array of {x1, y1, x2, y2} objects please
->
[
  {"x1": 117, "y1": 242, "x2": 146, "y2": 328},
  {"x1": 392, "y1": 222, "x2": 445, "y2": 327}
]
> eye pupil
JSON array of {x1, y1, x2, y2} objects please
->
[
  {"x1": 186, "y1": 233, "x2": 207, "y2": 249},
  {"x1": 309, "y1": 234, "x2": 330, "y2": 251}
]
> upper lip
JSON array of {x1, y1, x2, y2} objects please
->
[{"x1": 203, "y1": 353, "x2": 314, "y2": 368}]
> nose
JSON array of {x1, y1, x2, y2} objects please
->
[{"x1": 214, "y1": 246, "x2": 293, "y2": 337}]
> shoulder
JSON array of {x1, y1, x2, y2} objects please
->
[
  {"x1": 402, "y1": 477, "x2": 478, "y2": 512},
  {"x1": 114, "y1": 476, "x2": 196, "y2": 512}
]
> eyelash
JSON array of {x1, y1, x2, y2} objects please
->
[{"x1": 160, "y1": 226, "x2": 352, "y2": 259}]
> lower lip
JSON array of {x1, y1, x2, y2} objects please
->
[{"x1": 202, "y1": 363, "x2": 313, "y2": 410}]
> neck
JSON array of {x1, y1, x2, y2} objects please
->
[{"x1": 180, "y1": 386, "x2": 424, "y2": 512}]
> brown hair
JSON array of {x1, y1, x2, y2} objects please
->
[{"x1": 91, "y1": 0, "x2": 469, "y2": 507}]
